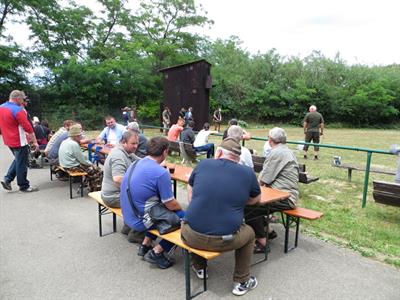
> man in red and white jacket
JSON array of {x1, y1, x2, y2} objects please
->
[{"x1": 0, "y1": 90, "x2": 39, "y2": 192}]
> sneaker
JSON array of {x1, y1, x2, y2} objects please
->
[
  {"x1": 20, "y1": 186, "x2": 38, "y2": 193},
  {"x1": 253, "y1": 241, "x2": 270, "y2": 254},
  {"x1": 268, "y1": 230, "x2": 278, "y2": 240},
  {"x1": 1, "y1": 181, "x2": 12, "y2": 191},
  {"x1": 192, "y1": 265, "x2": 208, "y2": 279},
  {"x1": 232, "y1": 276, "x2": 258, "y2": 296},
  {"x1": 143, "y1": 250, "x2": 173, "y2": 269},
  {"x1": 303, "y1": 154, "x2": 307, "y2": 159},
  {"x1": 314, "y1": 156, "x2": 319, "y2": 160},
  {"x1": 137, "y1": 244, "x2": 152, "y2": 257}
]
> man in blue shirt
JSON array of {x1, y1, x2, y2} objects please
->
[
  {"x1": 181, "y1": 138, "x2": 261, "y2": 296},
  {"x1": 121, "y1": 136, "x2": 184, "y2": 269}
]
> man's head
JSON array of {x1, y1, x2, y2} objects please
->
[
  {"x1": 216, "y1": 137, "x2": 241, "y2": 162},
  {"x1": 187, "y1": 120, "x2": 195, "y2": 129},
  {"x1": 68, "y1": 124, "x2": 83, "y2": 142},
  {"x1": 147, "y1": 136, "x2": 169, "y2": 160},
  {"x1": 268, "y1": 127, "x2": 287, "y2": 147},
  {"x1": 9, "y1": 90, "x2": 27, "y2": 105},
  {"x1": 120, "y1": 130, "x2": 139, "y2": 154},
  {"x1": 227, "y1": 125, "x2": 243, "y2": 141},
  {"x1": 127, "y1": 122, "x2": 140, "y2": 133},
  {"x1": 105, "y1": 116, "x2": 116, "y2": 128},
  {"x1": 228, "y1": 118, "x2": 238, "y2": 126},
  {"x1": 177, "y1": 118, "x2": 185, "y2": 127},
  {"x1": 203, "y1": 122, "x2": 210, "y2": 130},
  {"x1": 63, "y1": 120, "x2": 75, "y2": 130},
  {"x1": 33, "y1": 116, "x2": 40, "y2": 124},
  {"x1": 309, "y1": 105, "x2": 317, "y2": 112}
]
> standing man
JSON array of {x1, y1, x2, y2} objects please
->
[
  {"x1": 96, "y1": 116, "x2": 126, "y2": 146},
  {"x1": 121, "y1": 137, "x2": 184, "y2": 269},
  {"x1": 167, "y1": 118, "x2": 185, "y2": 142},
  {"x1": 303, "y1": 105, "x2": 324, "y2": 160},
  {"x1": 162, "y1": 106, "x2": 171, "y2": 135},
  {"x1": 0, "y1": 90, "x2": 39, "y2": 192},
  {"x1": 213, "y1": 107, "x2": 222, "y2": 132},
  {"x1": 181, "y1": 138, "x2": 261, "y2": 296}
]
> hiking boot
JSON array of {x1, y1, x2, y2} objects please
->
[
  {"x1": 314, "y1": 156, "x2": 319, "y2": 160},
  {"x1": 127, "y1": 229, "x2": 145, "y2": 243},
  {"x1": 20, "y1": 186, "x2": 38, "y2": 193},
  {"x1": 192, "y1": 265, "x2": 208, "y2": 279},
  {"x1": 144, "y1": 250, "x2": 173, "y2": 269},
  {"x1": 1, "y1": 181, "x2": 12, "y2": 191},
  {"x1": 137, "y1": 244, "x2": 152, "y2": 257},
  {"x1": 268, "y1": 230, "x2": 278, "y2": 240},
  {"x1": 121, "y1": 224, "x2": 131, "y2": 235},
  {"x1": 232, "y1": 276, "x2": 258, "y2": 296}
]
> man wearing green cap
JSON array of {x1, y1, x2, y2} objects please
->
[{"x1": 58, "y1": 124, "x2": 103, "y2": 192}]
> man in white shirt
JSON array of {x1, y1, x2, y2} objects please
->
[
  {"x1": 227, "y1": 125, "x2": 254, "y2": 168},
  {"x1": 193, "y1": 122, "x2": 217, "y2": 158},
  {"x1": 96, "y1": 116, "x2": 126, "y2": 145}
]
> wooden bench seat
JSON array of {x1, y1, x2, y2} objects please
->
[
  {"x1": 372, "y1": 180, "x2": 400, "y2": 207},
  {"x1": 51, "y1": 165, "x2": 87, "y2": 199},
  {"x1": 281, "y1": 207, "x2": 324, "y2": 253},
  {"x1": 149, "y1": 228, "x2": 221, "y2": 300},
  {"x1": 89, "y1": 191, "x2": 122, "y2": 236},
  {"x1": 332, "y1": 163, "x2": 396, "y2": 181}
]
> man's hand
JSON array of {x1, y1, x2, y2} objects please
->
[
  {"x1": 32, "y1": 142, "x2": 40, "y2": 151},
  {"x1": 320, "y1": 132, "x2": 324, "y2": 136}
]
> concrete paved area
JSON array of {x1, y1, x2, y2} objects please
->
[{"x1": 0, "y1": 142, "x2": 399, "y2": 300}]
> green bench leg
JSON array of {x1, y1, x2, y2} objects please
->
[
  {"x1": 283, "y1": 214, "x2": 300, "y2": 253},
  {"x1": 347, "y1": 168, "x2": 352, "y2": 181}
]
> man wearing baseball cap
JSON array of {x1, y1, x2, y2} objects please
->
[
  {"x1": 181, "y1": 137, "x2": 261, "y2": 296},
  {"x1": 0, "y1": 90, "x2": 39, "y2": 192}
]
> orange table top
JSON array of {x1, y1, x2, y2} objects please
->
[{"x1": 166, "y1": 162, "x2": 290, "y2": 205}]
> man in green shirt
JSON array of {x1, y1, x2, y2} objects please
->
[
  {"x1": 58, "y1": 125, "x2": 103, "y2": 192},
  {"x1": 303, "y1": 105, "x2": 324, "y2": 160}
]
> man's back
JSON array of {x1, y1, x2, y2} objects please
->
[
  {"x1": 48, "y1": 131, "x2": 68, "y2": 160},
  {"x1": 304, "y1": 111, "x2": 324, "y2": 132},
  {"x1": 181, "y1": 127, "x2": 195, "y2": 144},
  {"x1": 185, "y1": 159, "x2": 260, "y2": 235},
  {"x1": 167, "y1": 124, "x2": 183, "y2": 141},
  {"x1": 0, "y1": 101, "x2": 32, "y2": 147}
]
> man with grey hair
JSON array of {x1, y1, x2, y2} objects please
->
[
  {"x1": 303, "y1": 105, "x2": 324, "y2": 160},
  {"x1": 245, "y1": 127, "x2": 299, "y2": 253},
  {"x1": 0, "y1": 90, "x2": 39, "y2": 192},
  {"x1": 227, "y1": 125, "x2": 253, "y2": 168},
  {"x1": 181, "y1": 137, "x2": 261, "y2": 296},
  {"x1": 126, "y1": 122, "x2": 148, "y2": 158}
]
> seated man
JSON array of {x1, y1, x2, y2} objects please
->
[
  {"x1": 59, "y1": 125, "x2": 103, "y2": 192},
  {"x1": 193, "y1": 122, "x2": 217, "y2": 158},
  {"x1": 167, "y1": 118, "x2": 184, "y2": 142},
  {"x1": 32, "y1": 116, "x2": 50, "y2": 149},
  {"x1": 245, "y1": 127, "x2": 299, "y2": 252},
  {"x1": 181, "y1": 138, "x2": 261, "y2": 296},
  {"x1": 44, "y1": 120, "x2": 75, "y2": 156},
  {"x1": 227, "y1": 125, "x2": 253, "y2": 168},
  {"x1": 121, "y1": 136, "x2": 184, "y2": 269},
  {"x1": 96, "y1": 116, "x2": 126, "y2": 145},
  {"x1": 222, "y1": 118, "x2": 251, "y2": 140},
  {"x1": 101, "y1": 131, "x2": 140, "y2": 208},
  {"x1": 126, "y1": 122, "x2": 148, "y2": 158}
]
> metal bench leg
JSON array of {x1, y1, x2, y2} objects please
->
[
  {"x1": 294, "y1": 217, "x2": 300, "y2": 248},
  {"x1": 347, "y1": 168, "x2": 352, "y2": 181},
  {"x1": 98, "y1": 203, "x2": 103, "y2": 237},
  {"x1": 284, "y1": 214, "x2": 290, "y2": 253},
  {"x1": 113, "y1": 212, "x2": 117, "y2": 233},
  {"x1": 203, "y1": 262, "x2": 207, "y2": 292},
  {"x1": 69, "y1": 175, "x2": 73, "y2": 199},
  {"x1": 184, "y1": 249, "x2": 191, "y2": 300},
  {"x1": 50, "y1": 165, "x2": 53, "y2": 181},
  {"x1": 80, "y1": 176, "x2": 84, "y2": 197}
]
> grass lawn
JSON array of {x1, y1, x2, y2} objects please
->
[{"x1": 90, "y1": 125, "x2": 400, "y2": 267}]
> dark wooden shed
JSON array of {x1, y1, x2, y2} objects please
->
[{"x1": 159, "y1": 59, "x2": 212, "y2": 131}]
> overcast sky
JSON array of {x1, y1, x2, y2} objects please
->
[
  {"x1": 196, "y1": 0, "x2": 400, "y2": 65},
  {"x1": 4, "y1": 0, "x2": 400, "y2": 66}
]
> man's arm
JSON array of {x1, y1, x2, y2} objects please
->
[
  {"x1": 72, "y1": 144, "x2": 92, "y2": 166},
  {"x1": 320, "y1": 123, "x2": 324, "y2": 135},
  {"x1": 95, "y1": 128, "x2": 107, "y2": 144},
  {"x1": 246, "y1": 193, "x2": 261, "y2": 205},
  {"x1": 164, "y1": 198, "x2": 182, "y2": 211},
  {"x1": 187, "y1": 184, "x2": 193, "y2": 202},
  {"x1": 303, "y1": 122, "x2": 308, "y2": 134},
  {"x1": 113, "y1": 175, "x2": 123, "y2": 187}
]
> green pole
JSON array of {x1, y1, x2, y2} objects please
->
[{"x1": 362, "y1": 151, "x2": 372, "y2": 208}]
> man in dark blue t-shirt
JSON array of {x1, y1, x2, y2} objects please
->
[{"x1": 181, "y1": 138, "x2": 261, "y2": 297}]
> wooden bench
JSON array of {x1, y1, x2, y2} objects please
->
[
  {"x1": 51, "y1": 165, "x2": 87, "y2": 199},
  {"x1": 88, "y1": 191, "x2": 122, "y2": 236},
  {"x1": 332, "y1": 163, "x2": 396, "y2": 181},
  {"x1": 372, "y1": 180, "x2": 400, "y2": 207},
  {"x1": 149, "y1": 228, "x2": 221, "y2": 300},
  {"x1": 281, "y1": 207, "x2": 324, "y2": 253},
  {"x1": 252, "y1": 155, "x2": 319, "y2": 184}
]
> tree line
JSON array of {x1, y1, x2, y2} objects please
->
[{"x1": 1, "y1": 0, "x2": 399, "y2": 128}]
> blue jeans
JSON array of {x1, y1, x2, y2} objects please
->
[
  {"x1": 145, "y1": 210, "x2": 185, "y2": 252},
  {"x1": 4, "y1": 145, "x2": 30, "y2": 190},
  {"x1": 194, "y1": 143, "x2": 214, "y2": 158}
]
